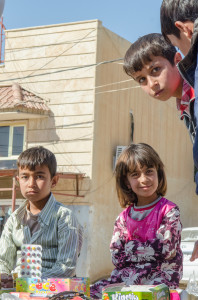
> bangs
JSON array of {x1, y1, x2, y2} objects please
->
[
  {"x1": 130, "y1": 52, "x2": 152, "y2": 73},
  {"x1": 126, "y1": 152, "x2": 157, "y2": 174},
  {"x1": 18, "y1": 153, "x2": 46, "y2": 171},
  {"x1": 18, "y1": 160, "x2": 42, "y2": 171},
  {"x1": 127, "y1": 44, "x2": 164, "y2": 74}
]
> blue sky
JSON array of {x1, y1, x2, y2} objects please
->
[{"x1": 2, "y1": 0, "x2": 162, "y2": 43}]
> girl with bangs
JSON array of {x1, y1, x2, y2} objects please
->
[{"x1": 91, "y1": 143, "x2": 182, "y2": 299}]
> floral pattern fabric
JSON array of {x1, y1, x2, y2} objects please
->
[{"x1": 90, "y1": 204, "x2": 183, "y2": 299}]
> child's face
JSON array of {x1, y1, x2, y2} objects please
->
[
  {"x1": 127, "y1": 165, "x2": 158, "y2": 206},
  {"x1": 17, "y1": 164, "x2": 58, "y2": 205},
  {"x1": 133, "y1": 54, "x2": 183, "y2": 101}
]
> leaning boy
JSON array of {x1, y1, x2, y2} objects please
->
[
  {"x1": 0, "y1": 146, "x2": 83, "y2": 278},
  {"x1": 160, "y1": 0, "x2": 198, "y2": 187},
  {"x1": 160, "y1": 0, "x2": 198, "y2": 262},
  {"x1": 123, "y1": 33, "x2": 195, "y2": 143}
]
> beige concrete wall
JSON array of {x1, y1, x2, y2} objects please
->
[{"x1": 0, "y1": 20, "x2": 98, "y2": 177}]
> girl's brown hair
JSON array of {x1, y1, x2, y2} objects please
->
[{"x1": 115, "y1": 143, "x2": 167, "y2": 208}]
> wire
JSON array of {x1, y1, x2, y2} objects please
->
[
  {"x1": 5, "y1": 36, "x2": 96, "y2": 53},
  {"x1": 5, "y1": 39, "x2": 34, "y2": 92},
  {"x1": 0, "y1": 28, "x2": 97, "y2": 94},
  {"x1": 26, "y1": 28, "x2": 97, "y2": 79},
  {"x1": 0, "y1": 57, "x2": 123, "y2": 83}
]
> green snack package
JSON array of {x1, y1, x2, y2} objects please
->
[{"x1": 102, "y1": 283, "x2": 170, "y2": 300}]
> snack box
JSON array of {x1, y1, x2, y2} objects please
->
[
  {"x1": 11, "y1": 293, "x2": 49, "y2": 300},
  {"x1": 102, "y1": 283, "x2": 170, "y2": 300},
  {"x1": 16, "y1": 278, "x2": 54, "y2": 294},
  {"x1": 49, "y1": 278, "x2": 90, "y2": 296},
  {"x1": 16, "y1": 277, "x2": 90, "y2": 296}
]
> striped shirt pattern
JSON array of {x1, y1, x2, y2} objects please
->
[{"x1": 0, "y1": 193, "x2": 83, "y2": 278}]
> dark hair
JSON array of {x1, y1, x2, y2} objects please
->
[
  {"x1": 115, "y1": 143, "x2": 167, "y2": 208},
  {"x1": 123, "y1": 33, "x2": 176, "y2": 77},
  {"x1": 160, "y1": 0, "x2": 198, "y2": 40},
  {"x1": 17, "y1": 146, "x2": 57, "y2": 178}
]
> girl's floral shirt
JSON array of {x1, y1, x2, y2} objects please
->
[{"x1": 90, "y1": 204, "x2": 183, "y2": 299}]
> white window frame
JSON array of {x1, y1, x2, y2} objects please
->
[{"x1": 0, "y1": 121, "x2": 27, "y2": 160}]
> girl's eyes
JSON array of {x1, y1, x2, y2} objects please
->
[
  {"x1": 131, "y1": 172, "x2": 139, "y2": 178},
  {"x1": 146, "y1": 169, "x2": 153, "y2": 174},
  {"x1": 130, "y1": 169, "x2": 154, "y2": 177}
]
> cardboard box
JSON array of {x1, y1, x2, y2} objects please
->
[
  {"x1": 49, "y1": 278, "x2": 90, "y2": 296},
  {"x1": 16, "y1": 277, "x2": 90, "y2": 296},
  {"x1": 102, "y1": 283, "x2": 170, "y2": 300}
]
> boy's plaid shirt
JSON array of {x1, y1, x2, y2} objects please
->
[
  {"x1": 176, "y1": 79, "x2": 195, "y2": 144},
  {"x1": 176, "y1": 79, "x2": 195, "y2": 115}
]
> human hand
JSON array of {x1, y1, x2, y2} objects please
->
[{"x1": 190, "y1": 240, "x2": 198, "y2": 261}]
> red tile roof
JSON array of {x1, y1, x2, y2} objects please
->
[{"x1": 0, "y1": 83, "x2": 50, "y2": 115}]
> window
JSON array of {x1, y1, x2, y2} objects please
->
[{"x1": 0, "y1": 124, "x2": 25, "y2": 169}]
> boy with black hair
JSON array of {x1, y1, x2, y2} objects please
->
[
  {"x1": 123, "y1": 33, "x2": 195, "y2": 143},
  {"x1": 160, "y1": 0, "x2": 197, "y2": 56},
  {"x1": 0, "y1": 146, "x2": 83, "y2": 278},
  {"x1": 160, "y1": 0, "x2": 198, "y2": 262}
]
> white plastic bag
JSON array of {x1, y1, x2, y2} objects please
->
[{"x1": 186, "y1": 271, "x2": 198, "y2": 296}]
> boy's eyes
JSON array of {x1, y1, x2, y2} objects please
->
[
  {"x1": 138, "y1": 77, "x2": 146, "y2": 84},
  {"x1": 137, "y1": 67, "x2": 161, "y2": 85},
  {"x1": 20, "y1": 175, "x2": 45, "y2": 180},
  {"x1": 152, "y1": 66, "x2": 160, "y2": 74}
]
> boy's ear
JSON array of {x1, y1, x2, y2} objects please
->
[
  {"x1": 175, "y1": 21, "x2": 193, "y2": 39},
  {"x1": 51, "y1": 174, "x2": 59, "y2": 188},
  {"x1": 174, "y1": 52, "x2": 182, "y2": 64}
]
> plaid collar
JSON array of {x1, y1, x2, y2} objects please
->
[{"x1": 176, "y1": 79, "x2": 195, "y2": 115}]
